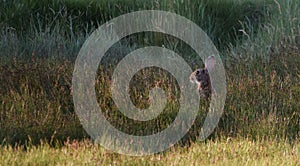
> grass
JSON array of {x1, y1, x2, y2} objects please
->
[
  {"x1": 0, "y1": 48, "x2": 298, "y2": 145},
  {"x1": 0, "y1": 138, "x2": 299, "y2": 165},
  {"x1": 0, "y1": 0, "x2": 299, "y2": 164},
  {"x1": 0, "y1": 0, "x2": 274, "y2": 59}
]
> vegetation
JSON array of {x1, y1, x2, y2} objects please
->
[
  {"x1": 0, "y1": 0, "x2": 299, "y2": 164},
  {"x1": 1, "y1": 138, "x2": 300, "y2": 165}
]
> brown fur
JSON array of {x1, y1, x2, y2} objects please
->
[{"x1": 189, "y1": 55, "x2": 215, "y2": 100}]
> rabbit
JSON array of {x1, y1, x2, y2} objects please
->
[{"x1": 189, "y1": 55, "x2": 215, "y2": 100}]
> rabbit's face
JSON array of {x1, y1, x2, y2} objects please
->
[
  {"x1": 189, "y1": 55, "x2": 215, "y2": 100},
  {"x1": 190, "y1": 68, "x2": 211, "y2": 99}
]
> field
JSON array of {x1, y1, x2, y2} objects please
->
[
  {"x1": 1, "y1": 138, "x2": 299, "y2": 165},
  {"x1": 0, "y1": 0, "x2": 299, "y2": 165}
]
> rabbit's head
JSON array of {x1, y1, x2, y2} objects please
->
[{"x1": 190, "y1": 55, "x2": 215, "y2": 99}]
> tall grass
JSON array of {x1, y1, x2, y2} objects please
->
[
  {"x1": 0, "y1": 0, "x2": 274, "y2": 58},
  {"x1": 0, "y1": 0, "x2": 299, "y2": 146}
]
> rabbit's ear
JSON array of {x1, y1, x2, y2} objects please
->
[{"x1": 205, "y1": 55, "x2": 215, "y2": 71}]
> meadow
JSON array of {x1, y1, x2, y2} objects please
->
[{"x1": 0, "y1": 0, "x2": 299, "y2": 164}]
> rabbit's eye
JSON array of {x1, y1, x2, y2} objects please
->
[{"x1": 196, "y1": 70, "x2": 200, "y2": 74}]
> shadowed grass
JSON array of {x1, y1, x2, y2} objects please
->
[
  {"x1": 0, "y1": 49, "x2": 299, "y2": 145},
  {"x1": 0, "y1": 0, "x2": 299, "y2": 156}
]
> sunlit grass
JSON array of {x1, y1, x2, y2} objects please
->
[{"x1": 0, "y1": 138, "x2": 299, "y2": 165}]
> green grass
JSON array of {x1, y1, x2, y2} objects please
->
[
  {"x1": 0, "y1": 0, "x2": 274, "y2": 56},
  {"x1": 0, "y1": 138, "x2": 299, "y2": 165}
]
